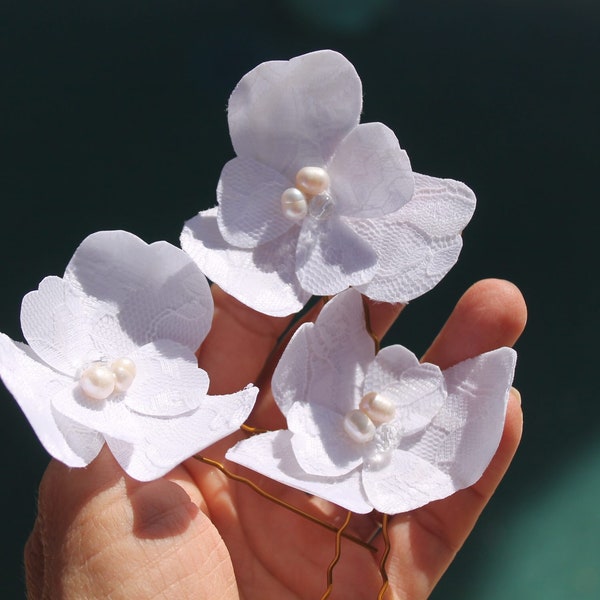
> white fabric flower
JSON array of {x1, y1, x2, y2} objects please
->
[
  {"x1": 0, "y1": 231, "x2": 257, "y2": 481},
  {"x1": 181, "y1": 50, "x2": 476, "y2": 316},
  {"x1": 227, "y1": 289, "x2": 516, "y2": 514}
]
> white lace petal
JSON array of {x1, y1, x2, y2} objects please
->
[
  {"x1": 362, "y1": 449, "x2": 456, "y2": 513},
  {"x1": 363, "y1": 345, "x2": 420, "y2": 391},
  {"x1": 383, "y1": 364, "x2": 446, "y2": 436},
  {"x1": 328, "y1": 122, "x2": 414, "y2": 218},
  {"x1": 181, "y1": 208, "x2": 310, "y2": 316},
  {"x1": 272, "y1": 289, "x2": 374, "y2": 416},
  {"x1": 50, "y1": 407, "x2": 105, "y2": 465},
  {"x1": 228, "y1": 50, "x2": 362, "y2": 181},
  {"x1": 397, "y1": 172, "x2": 476, "y2": 237},
  {"x1": 408, "y1": 348, "x2": 516, "y2": 487},
  {"x1": 287, "y1": 402, "x2": 364, "y2": 476},
  {"x1": 295, "y1": 217, "x2": 378, "y2": 294},
  {"x1": 363, "y1": 346, "x2": 446, "y2": 436},
  {"x1": 51, "y1": 384, "x2": 140, "y2": 443},
  {"x1": 105, "y1": 387, "x2": 258, "y2": 481},
  {"x1": 0, "y1": 334, "x2": 102, "y2": 466},
  {"x1": 226, "y1": 430, "x2": 373, "y2": 513},
  {"x1": 64, "y1": 230, "x2": 213, "y2": 352},
  {"x1": 217, "y1": 157, "x2": 293, "y2": 248},
  {"x1": 21, "y1": 275, "x2": 124, "y2": 376},
  {"x1": 122, "y1": 340, "x2": 209, "y2": 417},
  {"x1": 351, "y1": 220, "x2": 463, "y2": 302}
]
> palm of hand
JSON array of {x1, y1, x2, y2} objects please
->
[{"x1": 25, "y1": 280, "x2": 525, "y2": 600}]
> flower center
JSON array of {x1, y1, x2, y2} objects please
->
[
  {"x1": 79, "y1": 357, "x2": 136, "y2": 400},
  {"x1": 280, "y1": 166, "x2": 335, "y2": 221},
  {"x1": 359, "y1": 391, "x2": 396, "y2": 424},
  {"x1": 342, "y1": 392, "x2": 395, "y2": 445}
]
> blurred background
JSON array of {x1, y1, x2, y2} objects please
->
[{"x1": 1, "y1": 0, "x2": 597, "y2": 597}]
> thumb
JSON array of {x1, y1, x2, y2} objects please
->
[{"x1": 25, "y1": 447, "x2": 238, "y2": 599}]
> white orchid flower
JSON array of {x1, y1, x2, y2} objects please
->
[
  {"x1": 0, "y1": 231, "x2": 257, "y2": 481},
  {"x1": 227, "y1": 289, "x2": 516, "y2": 514},
  {"x1": 182, "y1": 50, "x2": 476, "y2": 316}
]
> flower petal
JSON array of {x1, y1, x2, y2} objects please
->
[
  {"x1": 364, "y1": 349, "x2": 515, "y2": 514},
  {"x1": 364, "y1": 346, "x2": 446, "y2": 436},
  {"x1": 385, "y1": 365, "x2": 446, "y2": 436},
  {"x1": 51, "y1": 383, "x2": 140, "y2": 443},
  {"x1": 328, "y1": 122, "x2": 414, "y2": 218},
  {"x1": 272, "y1": 288, "x2": 375, "y2": 416},
  {"x1": 351, "y1": 220, "x2": 463, "y2": 302},
  {"x1": 295, "y1": 216, "x2": 378, "y2": 294},
  {"x1": 64, "y1": 230, "x2": 213, "y2": 353},
  {"x1": 21, "y1": 275, "x2": 120, "y2": 376},
  {"x1": 396, "y1": 172, "x2": 476, "y2": 237},
  {"x1": 226, "y1": 430, "x2": 373, "y2": 513},
  {"x1": 362, "y1": 448, "x2": 455, "y2": 514},
  {"x1": 51, "y1": 407, "x2": 105, "y2": 465},
  {"x1": 104, "y1": 386, "x2": 258, "y2": 481},
  {"x1": 408, "y1": 347, "x2": 516, "y2": 488},
  {"x1": 228, "y1": 50, "x2": 362, "y2": 180},
  {"x1": 217, "y1": 157, "x2": 294, "y2": 248},
  {"x1": 181, "y1": 208, "x2": 310, "y2": 316},
  {"x1": 0, "y1": 333, "x2": 103, "y2": 467},
  {"x1": 362, "y1": 344, "x2": 420, "y2": 391},
  {"x1": 123, "y1": 340, "x2": 209, "y2": 417},
  {"x1": 288, "y1": 402, "x2": 364, "y2": 476}
]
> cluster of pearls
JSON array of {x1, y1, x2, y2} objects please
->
[
  {"x1": 342, "y1": 391, "x2": 396, "y2": 444},
  {"x1": 79, "y1": 357, "x2": 136, "y2": 401},
  {"x1": 280, "y1": 166, "x2": 335, "y2": 221}
]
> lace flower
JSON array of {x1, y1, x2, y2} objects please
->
[
  {"x1": 181, "y1": 50, "x2": 476, "y2": 316},
  {"x1": 227, "y1": 289, "x2": 516, "y2": 514},
  {"x1": 0, "y1": 231, "x2": 257, "y2": 481}
]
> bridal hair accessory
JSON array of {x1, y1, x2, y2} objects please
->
[
  {"x1": 0, "y1": 50, "x2": 518, "y2": 599},
  {"x1": 0, "y1": 231, "x2": 257, "y2": 480},
  {"x1": 227, "y1": 289, "x2": 516, "y2": 514},
  {"x1": 181, "y1": 49, "x2": 476, "y2": 316}
]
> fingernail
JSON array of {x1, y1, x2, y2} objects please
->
[{"x1": 510, "y1": 386, "x2": 521, "y2": 405}]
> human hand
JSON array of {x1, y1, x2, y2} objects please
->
[{"x1": 24, "y1": 278, "x2": 526, "y2": 599}]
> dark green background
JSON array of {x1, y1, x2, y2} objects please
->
[{"x1": 1, "y1": 1, "x2": 597, "y2": 597}]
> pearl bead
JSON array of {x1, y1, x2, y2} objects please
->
[
  {"x1": 308, "y1": 192, "x2": 335, "y2": 220},
  {"x1": 111, "y1": 357, "x2": 136, "y2": 392},
  {"x1": 359, "y1": 392, "x2": 396, "y2": 425},
  {"x1": 295, "y1": 166, "x2": 330, "y2": 197},
  {"x1": 343, "y1": 409, "x2": 376, "y2": 444},
  {"x1": 281, "y1": 187, "x2": 308, "y2": 220},
  {"x1": 363, "y1": 450, "x2": 392, "y2": 471},
  {"x1": 80, "y1": 363, "x2": 116, "y2": 400}
]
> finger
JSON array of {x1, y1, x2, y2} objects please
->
[
  {"x1": 383, "y1": 279, "x2": 526, "y2": 598},
  {"x1": 196, "y1": 285, "x2": 294, "y2": 394},
  {"x1": 422, "y1": 278, "x2": 527, "y2": 368},
  {"x1": 25, "y1": 449, "x2": 237, "y2": 600},
  {"x1": 385, "y1": 387, "x2": 522, "y2": 598}
]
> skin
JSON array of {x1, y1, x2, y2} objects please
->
[{"x1": 24, "y1": 278, "x2": 527, "y2": 599}]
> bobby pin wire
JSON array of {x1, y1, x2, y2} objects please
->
[
  {"x1": 193, "y1": 454, "x2": 376, "y2": 552},
  {"x1": 317, "y1": 510, "x2": 391, "y2": 600},
  {"x1": 377, "y1": 514, "x2": 391, "y2": 600},
  {"x1": 319, "y1": 510, "x2": 353, "y2": 599}
]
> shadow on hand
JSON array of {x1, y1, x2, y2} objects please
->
[{"x1": 127, "y1": 475, "x2": 199, "y2": 540}]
